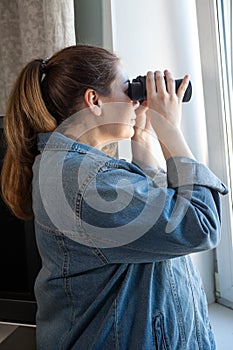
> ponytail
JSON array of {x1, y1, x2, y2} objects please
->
[
  {"x1": 1, "y1": 59, "x2": 57, "y2": 220},
  {"x1": 1, "y1": 44, "x2": 120, "y2": 221}
]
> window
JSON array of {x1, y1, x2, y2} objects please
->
[{"x1": 196, "y1": 0, "x2": 233, "y2": 307}]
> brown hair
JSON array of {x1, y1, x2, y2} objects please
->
[{"x1": 1, "y1": 44, "x2": 119, "y2": 220}]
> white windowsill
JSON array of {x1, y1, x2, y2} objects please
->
[{"x1": 209, "y1": 302, "x2": 233, "y2": 349}]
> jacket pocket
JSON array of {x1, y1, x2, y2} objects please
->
[{"x1": 153, "y1": 313, "x2": 169, "y2": 350}]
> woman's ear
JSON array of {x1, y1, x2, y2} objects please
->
[{"x1": 84, "y1": 89, "x2": 102, "y2": 116}]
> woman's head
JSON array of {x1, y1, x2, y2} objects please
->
[
  {"x1": 41, "y1": 45, "x2": 139, "y2": 147},
  {"x1": 0, "y1": 44, "x2": 122, "y2": 220},
  {"x1": 41, "y1": 45, "x2": 120, "y2": 123}
]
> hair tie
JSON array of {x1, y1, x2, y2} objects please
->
[{"x1": 41, "y1": 58, "x2": 49, "y2": 74}]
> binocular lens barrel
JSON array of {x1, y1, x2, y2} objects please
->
[{"x1": 128, "y1": 75, "x2": 192, "y2": 103}]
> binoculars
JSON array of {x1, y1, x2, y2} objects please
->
[{"x1": 128, "y1": 75, "x2": 192, "y2": 103}]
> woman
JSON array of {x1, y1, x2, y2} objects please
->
[{"x1": 1, "y1": 44, "x2": 227, "y2": 349}]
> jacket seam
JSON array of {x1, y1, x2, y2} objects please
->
[
  {"x1": 185, "y1": 257, "x2": 203, "y2": 349},
  {"x1": 167, "y1": 260, "x2": 187, "y2": 349},
  {"x1": 114, "y1": 299, "x2": 119, "y2": 350}
]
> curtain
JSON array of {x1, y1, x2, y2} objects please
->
[{"x1": 0, "y1": 0, "x2": 76, "y2": 115}]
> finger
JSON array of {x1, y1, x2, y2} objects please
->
[
  {"x1": 135, "y1": 104, "x2": 148, "y2": 116},
  {"x1": 140, "y1": 100, "x2": 148, "y2": 108},
  {"x1": 164, "y1": 70, "x2": 175, "y2": 95},
  {"x1": 145, "y1": 71, "x2": 156, "y2": 99},
  {"x1": 135, "y1": 105, "x2": 148, "y2": 128},
  {"x1": 176, "y1": 74, "x2": 190, "y2": 100},
  {"x1": 154, "y1": 70, "x2": 166, "y2": 95}
]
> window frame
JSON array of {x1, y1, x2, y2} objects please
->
[{"x1": 195, "y1": 0, "x2": 233, "y2": 307}]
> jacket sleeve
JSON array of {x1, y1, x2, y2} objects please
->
[{"x1": 80, "y1": 156, "x2": 228, "y2": 263}]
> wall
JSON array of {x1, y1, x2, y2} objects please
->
[{"x1": 74, "y1": 0, "x2": 112, "y2": 49}]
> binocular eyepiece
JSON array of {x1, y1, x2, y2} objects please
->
[{"x1": 128, "y1": 75, "x2": 192, "y2": 103}]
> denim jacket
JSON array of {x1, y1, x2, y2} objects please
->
[{"x1": 33, "y1": 132, "x2": 227, "y2": 350}]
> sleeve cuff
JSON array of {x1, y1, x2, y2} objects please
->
[{"x1": 166, "y1": 157, "x2": 228, "y2": 195}]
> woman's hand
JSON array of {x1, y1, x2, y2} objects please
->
[
  {"x1": 145, "y1": 70, "x2": 194, "y2": 160},
  {"x1": 131, "y1": 103, "x2": 165, "y2": 171}
]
